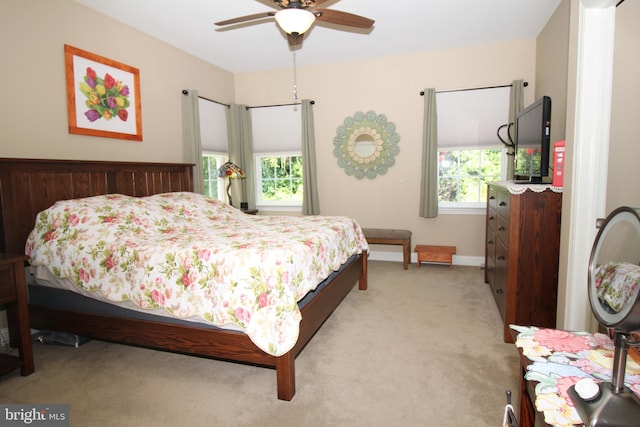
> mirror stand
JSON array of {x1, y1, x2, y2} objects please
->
[
  {"x1": 568, "y1": 331, "x2": 640, "y2": 426},
  {"x1": 569, "y1": 383, "x2": 640, "y2": 426}
]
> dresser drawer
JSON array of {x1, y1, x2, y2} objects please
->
[
  {"x1": 485, "y1": 228, "x2": 496, "y2": 287},
  {"x1": 496, "y1": 214, "x2": 509, "y2": 247},
  {"x1": 487, "y1": 207, "x2": 497, "y2": 232},
  {"x1": 488, "y1": 186, "x2": 499, "y2": 212},
  {"x1": 0, "y1": 264, "x2": 16, "y2": 302},
  {"x1": 496, "y1": 188, "x2": 510, "y2": 220},
  {"x1": 486, "y1": 228, "x2": 497, "y2": 258},
  {"x1": 493, "y1": 241, "x2": 508, "y2": 320}
]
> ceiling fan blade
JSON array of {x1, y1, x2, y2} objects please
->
[
  {"x1": 312, "y1": 8, "x2": 374, "y2": 29},
  {"x1": 288, "y1": 32, "x2": 304, "y2": 48},
  {"x1": 215, "y1": 12, "x2": 275, "y2": 27}
]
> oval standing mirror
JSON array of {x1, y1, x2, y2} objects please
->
[
  {"x1": 589, "y1": 207, "x2": 640, "y2": 330},
  {"x1": 570, "y1": 206, "x2": 640, "y2": 426}
]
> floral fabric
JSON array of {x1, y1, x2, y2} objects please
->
[
  {"x1": 25, "y1": 192, "x2": 368, "y2": 356},
  {"x1": 593, "y1": 261, "x2": 640, "y2": 313},
  {"x1": 512, "y1": 325, "x2": 640, "y2": 426}
]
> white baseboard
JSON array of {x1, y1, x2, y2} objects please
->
[{"x1": 367, "y1": 250, "x2": 484, "y2": 268}]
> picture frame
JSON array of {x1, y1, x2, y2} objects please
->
[{"x1": 64, "y1": 44, "x2": 142, "y2": 141}]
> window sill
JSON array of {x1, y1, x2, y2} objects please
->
[
  {"x1": 255, "y1": 205, "x2": 302, "y2": 214},
  {"x1": 437, "y1": 206, "x2": 486, "y2": 215}
]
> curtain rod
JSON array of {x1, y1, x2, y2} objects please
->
[
  {"x1": 181, "y1": 90, "x2": 230, "y2": 108},
  {"x1": 181, "y1": 90, "x2": 315, "y2": 109},
  {"x1": 419, "y1": 81, "x2": 528, "y2": 96},
  {"x1": 247, "y1": 100, "x2": 315, "y2": 110}
]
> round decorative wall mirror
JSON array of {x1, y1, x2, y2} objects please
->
[
  {"x1": 333, "y1": 111, "x2": 400, "y2": 179},
  {"x1": 353, "y1": 133, "x2": 377, "y2": 158}
]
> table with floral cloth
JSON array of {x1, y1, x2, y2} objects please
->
[{"x1": 511, "y1": 325, "x2": 640, "y2": 427}]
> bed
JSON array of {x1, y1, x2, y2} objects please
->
[{"x1": 0, "y1": 158, "x2": 368, "y2": 400}]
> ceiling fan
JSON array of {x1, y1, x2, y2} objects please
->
[{"x1": 214, "y1": 0, "x2": 375, "y2": 48}]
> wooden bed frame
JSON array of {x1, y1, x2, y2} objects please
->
[{"x1": 0, "y1": 158, "x2": 368, "y2": 400}]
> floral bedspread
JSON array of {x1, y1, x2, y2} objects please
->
[
  {"x1": 25, "y1": 192, "x2": 368, "y2": 356},
  {"x1": 511, "y1": 325, "x2": 640, "y2": 426}
]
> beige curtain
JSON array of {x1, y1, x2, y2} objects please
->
[
  {"x1": 419, "y1": 88, "x2": 438, "y2": 218},
  {"x1": 507, "y1": 80, "x2": 525, "y2": 180},
  {"x1": 181, "y1": 89, "x2": 204, "y2": 194},
  {"x1": 226, "y1": 104, "x2": 255, "y2": 209},
  {"x1": 301, "y1": 99, "x2": 320, "y2": 215}
]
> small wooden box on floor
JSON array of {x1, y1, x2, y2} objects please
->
[{"x1": 414, "y1": 245, "x2": 456, "y2": 270}]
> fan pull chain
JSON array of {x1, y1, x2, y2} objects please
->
[{"x1": 292, "y1": 49, "x2": 298, "y2": 101}]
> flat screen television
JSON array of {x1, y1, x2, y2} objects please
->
[{"x1": 514, "y1": 96, "x2": 552, "y2": 183}]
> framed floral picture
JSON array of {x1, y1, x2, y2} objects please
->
[{"x1": 64, "y1": 44, "x2": 142, "y2": 141}]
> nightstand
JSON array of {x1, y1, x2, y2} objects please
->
[{"x1": 0, "y1": 253, "x2": 34, "y2": 377}]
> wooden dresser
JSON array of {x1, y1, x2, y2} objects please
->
[{"x1": 484, "y1": 182, "x2": 562, "y2": 343}]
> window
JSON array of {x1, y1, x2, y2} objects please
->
[
  {"x1": 252, "y1": 105, "x2": 303, "y2": 209},
  {"x1": 198, "y1": 98, "x2": 228, "y2": 201},
  {"x1": 255, "y1": 153, "x2": 303, "y2": 206},
  {"x1": 438, "y1": 148, "x2": 505, "y2": 209},
  {"x1": 436, "y1": 87, "x2": 510, "y2": 212},
  {"x1": 202, "y1": 152, "x2": 227, "y2": 200}
]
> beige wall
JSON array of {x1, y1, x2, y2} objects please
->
[
  {"x1": 535, "y1": 0, "x2": 570, "y2": 144},
  {"x1": 608, "y1": 0, "x2": 640, "y2": 210},
  {"x1": 537, "y1": 0, "x2": 639, "y2": 329},
  {"x1": 236, "y1": 41, "x2": 537, "y2": 260},
  {"x1": 536, "y1": 0, "x2": 572, "y2": 329},
  {"x1": 0, "y1": 0, "x2": 234, "y2": 163}
]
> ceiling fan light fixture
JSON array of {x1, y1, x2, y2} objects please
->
[{"x1": 274, "y1": 8, "x2": 315, "y2": 35}]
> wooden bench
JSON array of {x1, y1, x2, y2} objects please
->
[
  {"x1": 362, "y1": 228, "x2": 412, "y2": 270},
  {"x1": 414, "y1": 245, "x2": 456, "y2": 270}
]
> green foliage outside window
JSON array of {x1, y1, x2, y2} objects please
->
[
  {"x1": 438, "y1": 148, "x2": 502, "y2": 203},
  {"x1": 260, "y1": 155, "x2": 303, "y2": 202}
]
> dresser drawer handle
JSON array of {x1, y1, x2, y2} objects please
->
[
  {"x1": 497, "y1": 255, "x2": 505, "y2": 261},
  {"x1": 488, "y1": 215, "x2": 495, "y2": 220},
  {"x1": 499, "y1": 201, "x2": 507, "y2": 206},
  {"x1": 489, "y1": 195, "x2": 496, "y2": 200},
  {"x1": 496, "y1": 288, "x2": 504, "y2": 294},
  {"x1": 487, "y1": 240, "x2": 494, "y2": 245},
  {"x1": 498, "y1": 226, "x2": 505, "y2": 231}
]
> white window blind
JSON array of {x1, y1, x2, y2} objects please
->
[
  {"x1": 251, "y1": 105, "x2": 302, "y2": 153},
  {"x1": 199, "y1": 98, "x2": 228, "y2": 152},
  {"x1": 436, "y1": 87, "x2": 510, "y2": 149}
]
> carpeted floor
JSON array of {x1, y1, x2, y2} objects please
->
[{"x1": 0, "y1": 261, "x2": 520, "y2": 426}]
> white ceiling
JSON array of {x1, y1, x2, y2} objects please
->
[{"x1": 75, "y1": 0, "x2": 561, "y2": 74}]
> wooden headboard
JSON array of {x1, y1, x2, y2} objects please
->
[{"x1": 0, "y1": 158, "x2": 194, "y2": 254}]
